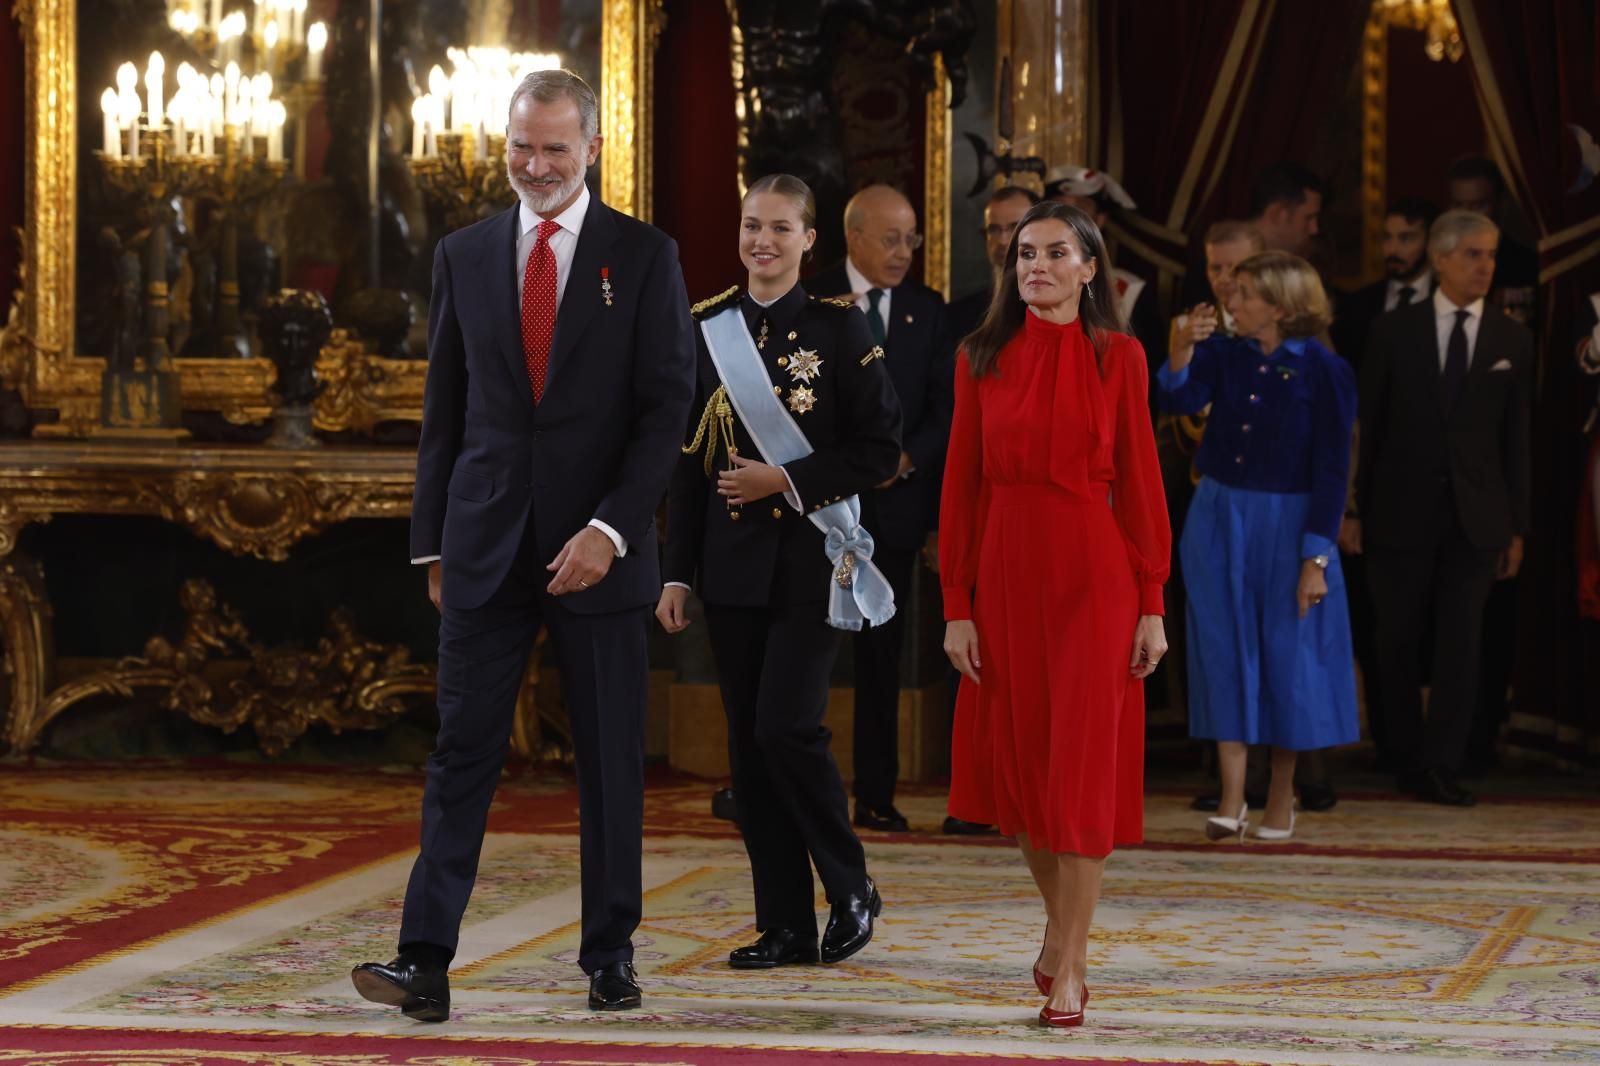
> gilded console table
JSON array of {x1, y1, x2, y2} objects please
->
[{"x1": 0, "y1": 443, "x2": 555, "y2": 757}]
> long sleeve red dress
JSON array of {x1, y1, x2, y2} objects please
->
[{"x1": 939, "y1": 311, "x2": 1171, "y2": 858}]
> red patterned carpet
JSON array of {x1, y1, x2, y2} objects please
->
[{"x1": 3, "y1": 760, "x2": 1599, "y2": 1066}]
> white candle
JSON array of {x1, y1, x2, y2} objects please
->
[
  {"x1": 264, "y1": 20, "x2": 279, "y2": 69},
  {"x1": 224, "y1": 61, "x2": 240, "y2": 126},
  {"x1": 173, "y1": 114, "x2": 186, "y2": 156},
  {"x1": 101, "y1": 88, "x2": 121, "y2": 158},
  {"x1": 145, "y1": 52, "x2": 165, "y2": 129},
  {"x1": 428, "y1": 65, "x2": 450, "y2": 131},
  {"x1": 268, "y1": 101, "x2": 286, "y2": 162},
  {"x1": 476, "y1": 119, "x2": 487, "y2": 163},
  {"x1": 306, "y1": 21, "x2": 326, "y2": 80},
  {"x1": 290, "y1": 0, "x2": 304, "y2": 44},
  {"x1": 411, "y1": 97, "x2": 425, "y2": 160},
  {"x1": 423, "y1": 116, "x2": 436, "y2": 159},
  {"x1": 209, "y1": 0, "x2": 221, "y2": 31}
]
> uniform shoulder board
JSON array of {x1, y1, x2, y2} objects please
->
[
  {"x1": 811, "y1": 295, "x2": 858, "y2": 310},
  {"x1": 691, "y1": 285, "x2": 742, "y2": 319}
]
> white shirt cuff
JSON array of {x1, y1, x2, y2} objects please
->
[
  {"x1": 780, "y1": 468, "x2": 804, "y2": 512},
  {"x1": 588, "y1": 519, "x2": 627, "y2": 557},
  {"x1": 664, "y1": 581, "x2": 691, "y2": 591},
  {"x1": 411, "y1": 555, "x2": 441, "y2": 564}
]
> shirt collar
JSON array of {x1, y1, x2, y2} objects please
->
[
  {"x1": 1433, "y1": 286, "x2": 1484, "y2": 321},
  {"x1": 519, "y1": 181, "x2": 591, "y2": 239},
  {"x1": 845, "y1": 258, "x2": 881, "y2": 298},
  {"x1": 1244, "y1": 334, "x2": 1309, "y2": 358},
  {"x1": 1389, "y1": 268, "x2": 1432, "y2": 298}
]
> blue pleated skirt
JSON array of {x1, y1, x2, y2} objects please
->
[{"x1": 1180, "y1": 477, "x2": 1359, "y2": 750}]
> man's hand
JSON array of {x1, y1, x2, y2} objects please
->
[
  {"x1": 1498, "y1": 534, "x2": 1524, "y2": 580},
  {"x1": 718, "y1": 455, "x2": 790, "y2": 506},
  {"x1": 1338, "y1": 516, "x2": 1362, "y2": 555},
  {"x1": 427, "y1": 561, "x2": 442, "y2": 611},
  {"x1": 656, "y1": 585, "x2": 691, "y2": 633},
  {"x1": 547, "y1": 527, "x2": 616, "y2": 595},
  {"x1": 877, "y1": 451, "x2": 914, "y2": 490}
]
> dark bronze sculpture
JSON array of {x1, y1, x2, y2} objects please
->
[{"x1": 259, "y1": 289, "x2": 333, "y2": 447}]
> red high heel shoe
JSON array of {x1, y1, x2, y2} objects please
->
[{"x1": 1038, "y1": 982, "x2": 1089, "y2": 1027}]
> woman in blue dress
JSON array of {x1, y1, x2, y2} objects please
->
[{"x1": 1156, "y1": 251, "x2": 1358, "y2": 841}]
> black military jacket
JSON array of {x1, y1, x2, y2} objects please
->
[{"x1": 663, "y1": 282, "x2": 904, "y2": 607}]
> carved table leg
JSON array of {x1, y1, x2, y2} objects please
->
[{"x1": 0, "y1": 554, "x2": 56, "y2": 753}]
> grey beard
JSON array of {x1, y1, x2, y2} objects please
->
[{"x1": 510, "y1": 171, "x2": 583, "y2": 215}]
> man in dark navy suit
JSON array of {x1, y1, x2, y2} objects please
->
[
  {"x1": 352, "y1": 70, "x2": 695, "y2": 1020},
  {"x1": 810, "y1": 185, "x2": 953, "y2": 833}
]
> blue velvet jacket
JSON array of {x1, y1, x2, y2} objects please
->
[{"x1": 1156, "y1": 333, "x2": 1357, "y2": 558}]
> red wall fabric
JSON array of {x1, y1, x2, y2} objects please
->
[
  {"x1": 651, "y1": 0, "x2": 743, "y2": 302},
  {"x1": 1, "y1": 11, "x2": 23, "y2": 302}
]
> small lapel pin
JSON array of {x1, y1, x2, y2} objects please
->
[
  {"x1": 905, "y1": 313, "x2": 914, "y2": 324},
  {"x1": 601, "y1": 267, "x2": 614, "y2": 307}
]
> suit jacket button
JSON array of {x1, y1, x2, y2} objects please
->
[
  {"x1": 772, "y1": 507, "x2": 783, "y2": 519},
  {"x1": 730, "y1": 509, "x2": 742, "y2": 521},
  {"x1": 773, "y1": 385, "x2": 782, "y2": 394}
]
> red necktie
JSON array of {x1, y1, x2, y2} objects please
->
[{"x1": 520, "y1": 219, "x2": 561, "y2": 403}]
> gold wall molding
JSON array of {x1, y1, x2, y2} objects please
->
[
  {"x1": 601, "y1": 0, "x2": 667, "y2": 222},
  {"x1": 12, "y1": 1, "x2": 660, "y2": 436},
  {"x1": 923, "y1": 54, "x2": 953, "y2": 299}
]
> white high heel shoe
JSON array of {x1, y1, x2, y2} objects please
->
[
  {"x1": 1253, "y1": 806, "x2": 1297, "y2": 841},
  {"x1": 1205, "y1": 803, "x2": 1248, "y2": 841}
]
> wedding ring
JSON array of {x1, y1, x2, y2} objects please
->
[{"x1": 579, "y1": 580, "x2": 590, "y2": 588}]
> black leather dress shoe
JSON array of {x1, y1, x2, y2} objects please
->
[
  {"x1": 711, "y1": 787, "x2": 739, "y2": 822},
  {"x1": 729, "y1": 927, "x2": 820, "y2": 969},
  {"x1": 588, "y1": 960, "x2": 642, "y2": 1011},
  {"x1": 854, "y1": 804, "x2": 910, "y2": 832},
  {"x1": 820, "y1": 879, "x2": 882, "y2": 963},
  {"x1": 351, "y1": 953, "x2": 450, "y2": 1022},
  {"x1": 942, "y1": 816, "x2": 999, "y2": 836},
  {"x1": 1298, "y1": 783, "x2": 1339, "y2": 812},
  {"x1": 1408, "y1": 768, "x2": 1477, "y2": 807}
]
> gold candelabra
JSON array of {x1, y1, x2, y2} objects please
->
[{"x1": 408, "y1": 131, "x2": 515, "y2": 233}]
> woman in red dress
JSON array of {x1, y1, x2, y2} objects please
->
[{"x1": 940, "y1": 201, "x2": 1170, "y2": 1028}]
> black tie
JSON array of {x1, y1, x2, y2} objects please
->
[
  {"x1": 1397, "y1": 284, "x2": 1416, "y2": 307},
  {"x1": 866, "y1": 288, "x2": 887, "y2": 345},
  {"x1": 1441, "y1": 308, "x2": 1470, "y2": 412}
]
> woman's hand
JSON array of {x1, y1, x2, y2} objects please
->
[
  {"x1": 944, "y1": 619, "x2": 982, "y2": 685},
  {"x1": 655, "y1": 585, "x2": 691, "y2": 633},
  {"x1": 1129, "y1": 615, "x2": 1167, "y2": 679},
  {"x1": 1297, "y1": 561, "x2": 1329, "y2": 619},
  {"x1": 718, "y1": 455, "x2": 790, "y2": 506},
  {"x1": 1169, "y1": 304, "x2": 1217, "y2": 372}
]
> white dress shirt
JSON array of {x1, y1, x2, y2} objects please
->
[
  {"x1": 1385, "y1": 268, "x2": 1433, "y2": 312},
  {"x1": 1433, "y1": 287, "x2": 1485, "y2": 371},
  {"x1": 845, "y1": 258, "x2": 892, "y2": 329},
  {"x1": 413, "y1": 183, "x2": 627, "y2": 565}
]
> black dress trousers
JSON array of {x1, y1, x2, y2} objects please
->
[
  {"x1": 850, "y1": 543, "x2": 917, "y2": 809},
  {"x1": 399, "y1": 525, "x2": 649, "y2": 975},
  {"x1": 704, "y1": 600, "x2": 869, "y2": 934}
]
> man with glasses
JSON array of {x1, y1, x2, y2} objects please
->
[
  {"x1": 812, "y1": 184, "x2": 954, "y2": 833},
  {"x1": 947, "y1": 185, "x2": 1040, "y2": 342}
]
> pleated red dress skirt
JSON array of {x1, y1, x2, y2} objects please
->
[{"x1": 940, "y1": 313, "x2": 1170, "y2": 858}]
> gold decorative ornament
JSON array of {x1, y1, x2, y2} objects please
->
[
  {"x1": 860, "y1": 345, "x2": 886, "y2": 366},
  {"x1": 13, "y1": 1, "x2": 662, "y2": 436},
  {"x1": 786, "y1": 385, "x2": 816, "y2": 414}
]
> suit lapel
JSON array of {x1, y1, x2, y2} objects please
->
[
  {"x1": 488, "y1": 205, "x2": 534, "y2": 412},
  {"x1": 1466, "y1": 306, "x2": 1504, "y2": 391},
  {"x1": 546, "y1": 194, "x2": 619, "y2": 396}
]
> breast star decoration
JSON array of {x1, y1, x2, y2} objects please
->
[
  {"x1": 787, "y1": 347, "x2": 824, "y2": 384},
  {"x1": 786, "y1": 385, "x2": 816, "y2": 414}
]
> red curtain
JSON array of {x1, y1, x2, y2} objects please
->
[
  {"x1": 1456, "y1": 0, "x2": 1600, "y2": 766},
  {"x1": 1096, "y1": 0, "x2": 1367, "y2": 310},
  {"x1": 651, "y1": 0, "x2": 742, "y2": 301}
]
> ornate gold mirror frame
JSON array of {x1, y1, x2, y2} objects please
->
[{"x1": 8, "y1": 0, "x2": 662, "y2": 437}]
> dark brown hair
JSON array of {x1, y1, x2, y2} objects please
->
[{"x1": 960, "y1": 201, "x2": 1124, "y2": 377}]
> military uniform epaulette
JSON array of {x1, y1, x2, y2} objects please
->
[
  {"x1": 691, "y1": 285, "x2": 742, "y2": 319},
  {"x1": 810, "y1": 295, "x2": 858, "y2": 310}
]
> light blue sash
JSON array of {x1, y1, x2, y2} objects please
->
[{"x1": 700, "y1": 305, "x2": 895, "y2": 631}]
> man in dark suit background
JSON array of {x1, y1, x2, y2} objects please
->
[
  {"x1": 352, "y1": 70, "x2": 695, "y2": 1020},
  {"x1": 947, "y1": 184, "x2": 1039, "y2": 342},
  {"x1": 811, "y1": 185, "x2": 953, "y2": 833},
  {"x1": 1330, "y1": 196, "x2": 1436, "y2": 772},
  {"x1": 1351, "y1": 209, "x2": 1531, "y2": 807}
]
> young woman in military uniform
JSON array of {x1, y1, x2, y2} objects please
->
[{"x1": 657, "y1": 174, "x2": 903, "y2": 970}]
